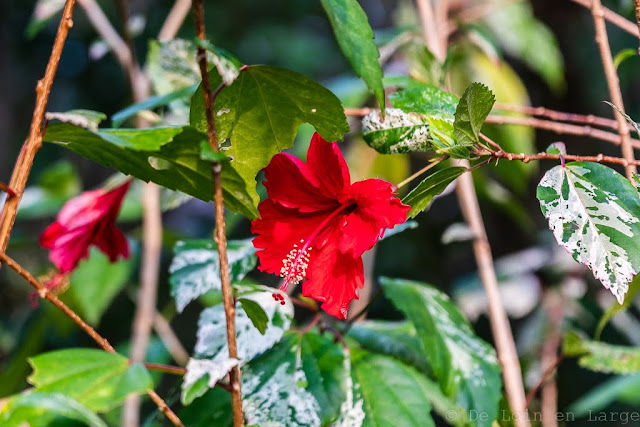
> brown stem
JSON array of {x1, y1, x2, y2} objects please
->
[
  {"x1": 0, "y1": 252, "x2": 183, "y2": 426},
  {"x1": 153, "y1": 312, "x2": 190, "y2": 366},
  {"x1": 480, "y1": 146, "x2": 640, "y2": 166},
  {"x1": 590, "y1": 0, "x2": 637, "y2": 180},
  {"x1": 396, "y1": 155, "x2": 448, "y2": 189},
  {"x1": 143, "y1": 363, "x2": 187, "y2": 376},
  {"x1": 415, "y1": 1, "x2": 529, "y2": 424},
  {"x1": 158, "y1": 0, "x2": 193, "y2": 42},
  {"x1": 485, "y1": 115, "x2": 640, "y2": 149},
  {"x1": 193, "y1": 1, "x2": 244, "y2": 425},
  {"x1": 492, "y1": 103, "x2": 630, "y2": 132},
  {"x1": 571, "y1": 0, "x2": 640, "y2": 38},
  {"x1": 0, "y1": 0, "x2": 76, "y2": 259},
  {"x1": 416, "y1": 0, "x2": 446, "y2": 62},
  {"x1": 539, "y1": 293, "x2": 564, "y2": 427}
]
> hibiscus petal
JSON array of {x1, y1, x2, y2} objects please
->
[
  {"x1": 48, "y1": 227, "x2": 94, "y2": 273},
  {"x1": 263, "y1": 152, "x2": 338, "y2": 212},
  {"x1": 338, "y1": 179, "x2": 410, "y2": 257},
  {"x1": 306, "y1": 133, "x2": 350, "y2": 198},
  {"x1": 303, "y1": 245, "x2": 364, "y2": 320},
  {"x1": 251, "y1": 200, "x2": 328, "y2": 276},
  {"x1": 94, "y1": 223, "x2": 130, "y2": 262}
]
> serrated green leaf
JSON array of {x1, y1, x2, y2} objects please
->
[
  {"x1": 453, "y1": 82, "x2": 495, "y2": 146},
  {"x1": 169, "y1": 239, "x2": 256, "y2": 312},
  {"x1": 0, "y1": 392, "x2": 106, "y2": 427},
  {"x1": 190, "y1": 65, "x2": 349, "y2": 206},
  {"x1": 402, "y1": 167, "x2": 466, "y2": 218},
  {"x1": 67, "y1": 247, "x2": 136, "y2": 325},
  {"x1": 483, "y1": 1, "x2": 565, "y2": 92},
  {"x1": 563, "y1": 332, "x2": 640, "y2": 374},
  {"x1": 182, "y1": 287, "x2": 293, "y2": 404},
  {"x1": 347, "y1": 320, "x2": 430, "y2": 374},
  {"x1": 43, "y1": 123, "x2": 258, "y2": 219},
  {"x1": 381, "y1": 277, "x2": 501, "y2": 427},
  {"x1": 28, "y1": 349, "x2": 152, "y2": 412},
  {"x1": 537, "y1": 162, "x2": 640, "y2": 303},
  {"x1": 321, "y1": 0, "x2": 385, "y2": 111},
  {"x1": 351, "y1": 349, "x2": 441, "y2": 427},
  {"x1": 389, "y1": 84, "x2": 458, "y2": 121},
  {"x1": 238, "y1": 298, "x2": 269, "y2": 335}
]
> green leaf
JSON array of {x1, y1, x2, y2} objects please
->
[
  {"x1": 403, "y1": 39, "x2": 445, "y2": 86},
  {"x1": 381, "y1": 277, "x2": 501, "y2": 427},
  {"x1": 46, "y1": 110, "x2": 107, "y2": 132},
  {"x1": 0, "y1": 392, "x2": 106, "y2": 427},
  {"x1": 190, "y1": 65, "x2": 349, "y2": 205},
  {"x1": 347, "y1": 320, "x2": 430, "y2": 374},
  {"x1": 169, "y1": 239, "x2": 256, "y2": 312},
  {"x1": 453, "y1": 82, "x2": 495, "y2": 146},
  {"x1": 238, "y1": 298, "x2": 269, "y2": 335},
  {"x1": 595, "y1": 275, "x2": 640, "y2": 339},
  {"x1": 389, "y1": 84, "x2": 458, "y2": 121},
  {"x1": 568, "y1": 373, "x2": 640, "y2": 416},
  {"x1": 613, "y1": 48, "x2": 637, "y2": 70},
  {"x1": 241, "y1": 333, "x2": 323, "y2": 426},
  {"x1": 321, "y1": 0, "x2": 385, "y2": 111},
  {"x1": 564, "y1": 332, "x2": 640, "y2": 374},
  {"x1": 28, "y1": 349, "x2": 153, "y2": 412},
  {"x1": 402, "y1": 167, "x2": 466, "y2": 218},
  {"x1": 43, "y1": 123, "x2": 258, "y2": 219},
  {"x1": 67, "y1": 247, "x2": 136, "y2": 325},
  {"x1": 351, "y1": 349, "x2": 443, "y2": 427},
  {"x1": 179, "y1": 387, "x2": 232, "y2": 426},
  {"x1": 483, "y1": 0, "x2": 565, "y2": 92},
  {"x1": 194, "y1": 39, "x2": 242, "y2": 85},
  {"x1": 537, "y1": 161, "x2": 640, "y2": 304},
  {"x1": 182, "y1": 287, "x2": 293, "y2": 404},
  {"x1": 25, "y1": 0, "x2": 65, "y2": 39},
  {"x1": 361, "y1": 108, "x2": 431, "y2": 154}
]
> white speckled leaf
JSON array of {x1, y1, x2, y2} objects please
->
[
  {"x1": 169, "y1": 239, "x2": 256, "y2": 312},
  {"x1": 182, "y1": 287, "x2": 293, "y2": 404},
  {"x1": 537, "y1": 162, "x2": 640, "y2": 303},
  {"x1": 361, "y1": 108, "x2": 430, "y2": 154}
]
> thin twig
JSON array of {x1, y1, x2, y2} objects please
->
[
  {"x1": 479, "y1": 147, "x2": 640, "y2": 166},
  {"x1": 158, "y1": 0, "x2": 192, "y2": 42},
  {"x1": 416, "y1": 0, "x2": 446, "y2": 62},
  {"x1": 396, "y1": 155, "x2": 448, "y2": 189},
  {"x1": 415, "y1": 1, "x2": 529, "y2": 423},
  {"x1": 485, "y1": 115, "x2": 640, "y2": 149},
  {"x1": 0, "y1": 0, "x2": 76, "y2": 259},
  {"x1": 590, "y1": 0, "x2": 637, "y2": 180},
  {"x1": 571, "y1": 0, "x2": 640, "y2": 39},
  {"x1": 143, "y1": 363, "x2": 187, "y2": 376},
  {"x1": 539, "y1": 293, "x2": 564, "y2": 427},
  {"x1": 153, "y1": 312, "x2": 190, "y2": 366},
  {"x1": 302, "y1": 313, "x2": 322, "y2": 334},
  {"x1": 0, "y1": 252, "x2": 183, "y2": 426},
  {"x1": 525, "y1": 353, "x2": 565, "y2": 410},
  {"x1": 344, "y1": 107, "x2": 374, "y2": 116},
  {"x1": 492, "y1": 103, "x2": 630, "y2": 132},
  {"x1": 193, "y1": 1, "x2": 244, "y2": 425}
]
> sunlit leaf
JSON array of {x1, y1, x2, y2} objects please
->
[
  {"x1": 564, "y1": 332, "x2": 640, "y2": 374},
  {"x1": 321, "y1": 0, "x2": 385, "y2": 111},
  {"x1": 28, "y1": 349, "x2": 152, "y2": 412},
  {"x1": 0, "y1": 392, "x2": 106, "y2": 427},
  {"x1": 537, "y1": 162, "x2": 640, "y2": 303},
  {"x1": 453, "y1": 82, "x2": 495, "y2": 147}
]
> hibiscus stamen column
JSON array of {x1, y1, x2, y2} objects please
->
[{"x1": 193, "y1": 1, "x2": 244, "y2": 425}]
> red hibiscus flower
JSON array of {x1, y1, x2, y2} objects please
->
[
  {"x1": 40, "y1": 179, "x2": 132, "y2": 274},
  {"x1": 251, "y1": 133, "x2": 410, "y2": 319}
]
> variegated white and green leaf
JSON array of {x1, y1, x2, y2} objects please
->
[
  {"x1": 361, "y1": 108, "x2": 431, "y2": 154},
  {"x1": 537, "y1": 162, "x2": 640, "y2": 303}
]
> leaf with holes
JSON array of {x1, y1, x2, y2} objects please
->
[
  {"x1": 43, "y1": 123, "x2": 258, "y2": 218},
  {"x1": 182, "y1": 287, "x2": 293, "y2": 404},
  {"x1": 564, "y1": 332, "x2": 640, "y2": 374},
  {"x1": 453, "y1": 82, "x2": 495, "y2": 147},
  {"x1": 381, "y1": 277, "x2": 501, "y2": 427},
  {"x1": 403, "y1": 167, "x2": 466, "y2": 218},
  {"x1": 169, "y1": 239, "x2": 257, "y2": 312},
  {"x1": 28, "y1": 349, "x2": 152, "y2": 412},
  {"x1": 321, "y1": 0, "x2": 385, "y2": 111},
  {"x1": 537, "y1": 162, "x2": 640, "y2": 303},
  {"x1": 190, "y1": 65, "x2": 349, "y2": 206}
]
